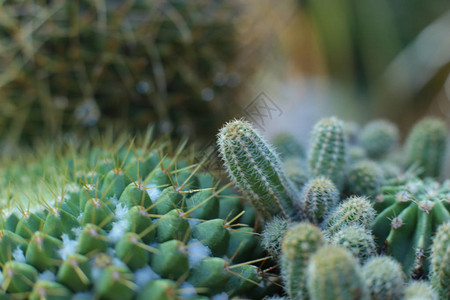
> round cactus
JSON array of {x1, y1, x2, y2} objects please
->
[
  {"x1": 346, "y1": 160, "x2": 384, "y2": 198},
  {"x1": 301, "y1": 177, "x2": 339, "y2": 224},
  {"x1": 329, "y1": 225, "x2": 376, "y2": 262},
  {"x1": 360, "y1": 120, "x2": 399, "y2": 159},
  {"x1": 403, "y1": 281, "x2": 438, "y2": 300}
]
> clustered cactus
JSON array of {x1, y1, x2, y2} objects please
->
[
  {"x1": 0, "y1": 130, "x2": 273, "y2": 299},
  {"x1": 217, "y1": 116, "x2": 448, "y2": 299}
]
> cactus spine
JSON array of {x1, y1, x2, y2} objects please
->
[
  {"x1": 218, "y1": 120, "x2": 299, "y2": 220},
  {"x1": 281, "y1": 222, "x2": 325, "y2": 300},
  {"x1": 430, "y1": 221, "x2": 450, "y2": 299},
  {"x1": 330, "y1": 225, "x2": 376, "y2": 262},
  {"x1": 405, "y1": 117, "x2": 447, "y2": 178},
  {"x1": 308, "y1": 117, "x2": 346, "y2": 188}
]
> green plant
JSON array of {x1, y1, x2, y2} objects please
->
[
  {"x1": 430, "y1": 221, "x2": 450, "y2": 299},
  {"x1": 301, "y1": 177, "x2": 339, "y2": 225},
  {"x1": 360, "y1": 120, "x2": 399, "y2": 160},
  {"x1": 0, "y1": 130, "x2": 270, "y2": 299},
  {"x1": 329, "y1": 225, "x2": 376, "y2": 263},
  {"x1": 217, "y1": 119, "x2": 299, "y2": 220},
  {"x1": 403, "y1": 281, "x2": 438, "y2": 300}
]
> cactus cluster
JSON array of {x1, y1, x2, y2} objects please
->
[
  {"x1": 217, "y1": 116, "x2": 449, "y2": 299},
  {"x1": 0, "y1": 130, "x2": 273, "y2": 299}
]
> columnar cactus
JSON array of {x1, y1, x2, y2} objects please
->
[
  {"x1": 404, "y1": 117, "x2": 447, "y2": 178},
  {"x1": 218, "y1": 120, "x2": 300, "y2": 220},
  {"x1": 362, "y1": 256, "x2": 406, "y2": 300},
  {"x1": 306, "y1": 245, "x2": 368, "y2": 300},
  {"x1": 301, "y1": 177, "x2": 339, "y2": 225},
  {"x1": 430, "y1": 221, "x2": 450, "y2": 299},
  {"x1": 360, "y1": 120, "x2": 399, "y2": 159},
  {"x1": 281, "y1": 222, "x2": 325, "y2": 300},
  {"x1": 371, "y1": 177, "x2": 450, "y2": 277},
  {"x1": 308, "y1": 117, "x2": 346, "y2": 188}
]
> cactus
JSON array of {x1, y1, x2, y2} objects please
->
[
  {"x1": 346, "y1": 160, "x2": 384, "y2": 198},
  {"x1": 0, "y1": 129, "x2": 268, "y2": 299},
  {"x1": 362, "y1": 256, "x2": 406, "y2": 300},
  {"x1": 281, "y1": 222, "x2": 325, "y2": 300},
  {"x1": 371, "y1": 177, "x2": 450, "y2": 278},
  {"x1": 403, "y1": 281, "x2": 438, "y2": 300},
  {"x1": 306, "y1": 245, "x2": 368, "y2": 300},
  {"x1": 329, "y1": 225, "x2": 376, "y2": 262},
  {"x1": 261, "y1": 217, "x2": 291, "y2": 260},
  {"x1": 404, "y1": 118, "x2": 447, "y2": 178},
  {"x1": 272, "y1": 133, "x2": 305, "y2": 159},
  {"x1": 360, "y1": 120, "x2": 399, "y2": 159},
  {"x1": 301, "y1": 177, "x2": 339, "y2": 225},
  {"x1": 325, "y1": 196, "x2": 376, "y2": 235},
  {"x1": 430, "y1": 221, "x2": 450, "y2": 299},
  {"x1": 217, "y1": 119, "x2": 299, "y2": 220},
  {"x1": 308, "y1": 117, "x2": 346, "y2": 188}
]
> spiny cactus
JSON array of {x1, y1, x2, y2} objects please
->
[
  {"x1": 371, "y1": 177, "x2": 450, "y2": 278},
  {"x1": 261, "y1": 217, "x2": 292, "y2": 260},
  {"x1": 218, "y1": 119, "x2": 300, "y2": 220},
  {"x1": 0, "y1": 130, "x2": 270, "y2": 299},
  {"x1": 272, "y1": 133, "x2": 305, "y2": 159},
  {"x1": 430, "y1": 221, "x2": 450, "y2": 299},
  {"x1": 346, "y1": 160, "x2": 384, "y2": 198},
  {"x1": 329, "y1": 225, "x2": 376, "y2": 262},
  {"x1": 308, "y1": 117, "x2": 346, "y2": 188},
  {"x1": 301, "y1": 177, "x2": 339, "y2": 225},
  {"x1": 283, "y1": 158, "x2": 309, "y2": 190},
  {"x1": 281, "y1": 222, "x2": 325, "y2": 300},
  {"x1": 306, "y1": 245, "x2": 368, "y2": 300},
  {"x1": 403, "y1": 281, "x2": 438, "y2": 300},
  {"x1": 360, "y1": 120, "x2": 399, "y2": 159},
  {"x1": 404, "y1": 118, "x2": 447, "y2": 178},
  {"x1": 362, "y1": 256, "x2": 406, "y2": 300},
  {"x1": 325, "y1": 196, "x2": 376, "y2": 236}
]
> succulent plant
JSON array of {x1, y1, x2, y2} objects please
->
[
  {"x1": 301, "y1": 176, "x2": 339, "y2": 225},
  {"x1": 430, "y1": 221, "x2": 450, "y2": 299},
  {"x1": 360, "y1": 120, "x2": 399, "y2": 160}
]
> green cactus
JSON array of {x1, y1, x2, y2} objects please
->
[
  {"x1": 325, "y1": 196, "x2": 376, "y2": 236},
  {"x1": 0, "y1": 129, "x2": 268, "y2": 299},
  {"x1": 218, "y1": 119, "x2": 299, "y2": 220},
  {"x1": 281, "y1": 222, "x2": 325, "y2": 300},
  {"x1": 272, "y1": 133, "x2": 305, "y2": 159},
  {"x1": 362, "y1": 256, "x2": 406, "y2": 300},
  {"x1": 360, "y1": 120, "x2": 399, "y2": 159},
  {"x1": 403, "y1": 281, "x2": 438, "y2": 300},
  {"x1": 371, "y1": 177, "x2": 450, "y2": 277},
  {"x1": 307, "y1": 245, "x2": 368, "y2": 300},
  {"x1": 430, "y1": 221, "x2": 450, "y2": 299},
  {"x1": 404, "y1": 118, "x2": 447, "y2": 178},
  {"x1": 346, "y1": 160, "x2": 384, "y2": 198},
  {"x1": 329, "y1": 225, "x2": 376, "y2": 262},
  {"x1": 261, "y1": 217, "x2": 291, "y2": 260},
  {"x1": 301, "y1": 176, "x2": 339, "y2": 224},
  {"x1": 308, "y1": 117, "x2": 346, "y2": 188}
]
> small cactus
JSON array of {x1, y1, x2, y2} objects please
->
[
  {"x1": 308, "y1": 117, "x2": 346, "y2": 188},
  {"x1": 330, "y1": 225, "x2": 376, "y2": 262},
  {"x1": 346, "y1": 160, "x2": 384, "y2": 198},
  {"x1": 362, "y1": 256, "x2": 406, "y2": 300},
  {"x1": 281, "y1": 222, "x2": 325, "y2": 300},
  {"x1": 261, "y1": 217, "x2": 291, "y2": 260},
  {"x1": 301, "y1": 177, "x2": 339, "y2": 225},
  {"x1": 403, "y1": 281, "x2": 438, "y2": 300},
  {"x1": 430, "y1": 221, "x2": 450, "y2": 299},
  {"x1": 404, "y1": 117, "x2": 447, "y2": 178},
  {"x1": 325, "y1": 196, "x2": 376, "y2": 235},
  {"x1": 360, "y1": 120, "x2": 399, "y2": 159},
  {"x1": 218, "y1": 120, "x2": 299, "y2": 220},
  {"x1": 272, "y1": 133, "x2": 305, "y2": 159},
  {"x1": 307, "y1": 245, "x2": 368, "y2": 300}
]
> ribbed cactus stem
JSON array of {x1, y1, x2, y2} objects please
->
[
  {"x1": 308, "y1": 117, "x2": 346, "y2": 188},
  {"x1": 430, "y1": 221, "x2": 450, "y2": 299},
  {"x1": 330, "y1": 225, "x2": 376, "y2": 262},
  {"x1": 405, "y1": 117, "x2": 447, "y2": 178},
  {"x1": 307, "y1": 245, "x2": 368, "y2": 300},
  {"x1": 218, "y1": 119, "x2": 299, "y2": 220},
  {"x1": 281, "y1": 222, "x2": 324, "y2": 300},
  {"x1": 403, "y1": 281, "x2": 438, "y2": 300},
  {"x1": 301, "y1": 176, "x2": 339, "y2": 224}
]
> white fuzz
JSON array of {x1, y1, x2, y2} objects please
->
[
  {"x1": 146, "y1": 184, "x2": 162, "y2": 201},
  {"x1": 39, "y1": 270, "x2": 56, "y2": 282},
  {"x1": 134, "y1": 265, "x2": 161, "y2": 290},
  {"x1": 108, "y1": 203, "x2": 130, "y2": 243},
  {"x1": 179, "y1": 282, "x2": 197, "y2": 298},
  {"x1": 187, "y1": 239, "x2": 211, "y2": 268},
  {"x1": 58, "y1": 234, "x2": 78, "y2": 260},
  {"x1": 12, "y1": 246, "x2": 26, "y2": 263},
  {"x1": 212, "y1": 292, "x2": 229, "y2": 300}
]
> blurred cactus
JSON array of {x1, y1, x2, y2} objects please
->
[
  {"x1": 306, "y1": 245, "x2": 368, "y2": 300},
  {"x1": 330, "y1": 225, "x2": 376, "y2": 263},
  {"x1": 0, "y1": 0, "x2": 250, "y2": 144},
  {"x1": 272, "y1": 133, "x2": 305, "y2": 159},
  {"x1": 360, "y1": 120, "x2": 399, "y2": 160},
  {"x1": 308, "y1": 117, "x2": 346, "y2": 188},
  {"x1": 404, "y1": 118, "x2": 447, "y2": 178},
  {"x1": 403, "y1": 281, "x2": 438, "y2": 300},
  {"x1": 362, "y1": 256, "x2": 406, "y2": 300},
  {"x1": 347, "y1": 160, "x2": 384, "y2": 197},
  {"x1": 218, "y1": 120, "x2": 299, "y2": 220},
  {"x1": 261, "y1": 217, "x2": 291, "y2": 260},
  {"x1": 430, "y1": 221, "x2": 450, "y2": 299}
]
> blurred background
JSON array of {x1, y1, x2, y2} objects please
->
[{"x1": 0, "y1": 0, "x2": 449, "y2": 149}]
